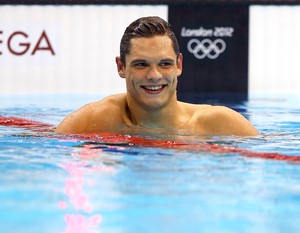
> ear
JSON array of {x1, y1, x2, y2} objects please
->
[
  {"x1": 176, "y1": 53, "x2": 183, "y2": 77},
  {"x1": 115, "y1": 56, "x2": 126, "y2": 78}
]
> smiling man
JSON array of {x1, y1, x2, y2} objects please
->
[{"x1": 55, "y1": 16, "x2": 258, "y2": 136}]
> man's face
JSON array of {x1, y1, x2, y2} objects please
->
[{"x1": 117, "y1": 35, "x2": 183, "y2": 111}]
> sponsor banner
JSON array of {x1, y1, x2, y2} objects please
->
[
  {"x1": 0, "y1": 28, "x2": 56, "y2": 63},
  {"x1": 168, "y1": 5, "x2": 249, "y2": 101},
  {"x1": 0, "y1": 5, "x2": 167, "y2": 95},
  {"x1": 1, "y1": 4, "x2": 299, "y2": 97}
]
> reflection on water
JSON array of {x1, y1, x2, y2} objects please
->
[{"x1": 59, "y1": 144, "x2": 115, "y2": 233}]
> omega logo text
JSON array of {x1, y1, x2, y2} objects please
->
[{"x1": 0, "y1": 30, "x2": 55, "y2": 56}]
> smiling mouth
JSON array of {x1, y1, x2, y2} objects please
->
[{"x1": 141, "y1": 85, "x2": 167, "y2": 92}]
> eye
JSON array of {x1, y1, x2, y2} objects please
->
[
  {"x1": 159, "y1": 60, "x2": 174, "y2": 67},
  {"x1": 131, "y1": 61, "x2": 149, "y2": 68},
  {"x1": 135, "y1": 62, "x2": 148, "y2": 67}
]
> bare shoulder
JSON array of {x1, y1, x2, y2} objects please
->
[
  {"x1": 55, "y1": 94, "x2": 127, "y2": 134},
  {"x1": 88, "y1": 93, "x2": 126, "y2": 111},
  {"x1": 193, "y1": 104, "x2": 258, "y2": 136}
]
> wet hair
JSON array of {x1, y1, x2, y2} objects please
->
[{"x1": 119, "y1": 16, "x2": 180, "y2": 66}]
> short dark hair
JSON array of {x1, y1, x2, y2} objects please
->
[{"x1": 119, "y1": 16, "x2": 180, "y2": 66}]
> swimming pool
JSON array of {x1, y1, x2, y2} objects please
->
[{"x1": 1, "y1": 94, "x2": 300, "y2": 233}]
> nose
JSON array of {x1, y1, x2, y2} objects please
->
[{"x1": 146, "y1": 65, "x2": 163, "y2": 82}]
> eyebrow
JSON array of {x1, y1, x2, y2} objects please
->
[
  {"x1": 130, "y1": 58, "x2": 176, "y2": 65},
  {"x1": 130, "y1": 59, "x2": 147, "y2": 65},
  {"x1": 160, "y1": 59, "x2": 175, "y2": 64}
]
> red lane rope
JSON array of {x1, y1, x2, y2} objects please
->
[
  {"x1": 0, "y1": 116, "x2": 54, "y2": 132},
  {"x1": 1, "y1": 115, "x2": 300, "y2": 163}
]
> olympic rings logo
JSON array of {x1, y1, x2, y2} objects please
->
[{"x1": 187, "y1": 38, "x2": 226, "y2": 59}]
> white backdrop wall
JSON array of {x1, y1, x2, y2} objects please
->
[
  {"x1": 1, "y1": 5, "x2": 300, "y2": 95},
  {"x1": 0, "y1": 5, "x2": 168, "y2": 95},
  {"x1": 249, "y1": 5, "x2": 300, "y2": 95}
]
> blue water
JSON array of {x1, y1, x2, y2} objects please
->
[{"x1": 1, "y1": 94, "x2": 300, "y2": 233}]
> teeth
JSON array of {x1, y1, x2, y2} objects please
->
[{"x1": 143, "y1": 85, "x2": 163, "y2": 91}]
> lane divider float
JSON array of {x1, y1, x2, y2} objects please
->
[{"x1": 1, "y1": 115, "x2": 299, "y2": 163}]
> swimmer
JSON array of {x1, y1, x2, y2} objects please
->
[{"x1": 55, "y1": 16, "x2": 258, "y2": 136}]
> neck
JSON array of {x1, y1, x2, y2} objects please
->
[{"x1": 126, "y1": 96, "x2": 179, "y2": 129}]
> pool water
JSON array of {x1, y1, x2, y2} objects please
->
[{"x1": 1, "y1": 94, "x2": 300, "y2": 233}]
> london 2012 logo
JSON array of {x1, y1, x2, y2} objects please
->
[
  {"x1": 181, "y1": 26, "x2": 234, "y2": 60},
  {"x1": 187, "y1": 38, "x2": 226, "y2": 59}
]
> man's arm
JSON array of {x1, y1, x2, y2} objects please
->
[{"x1": 196, "y1": 106, "x2": 258, "y2": 136}]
